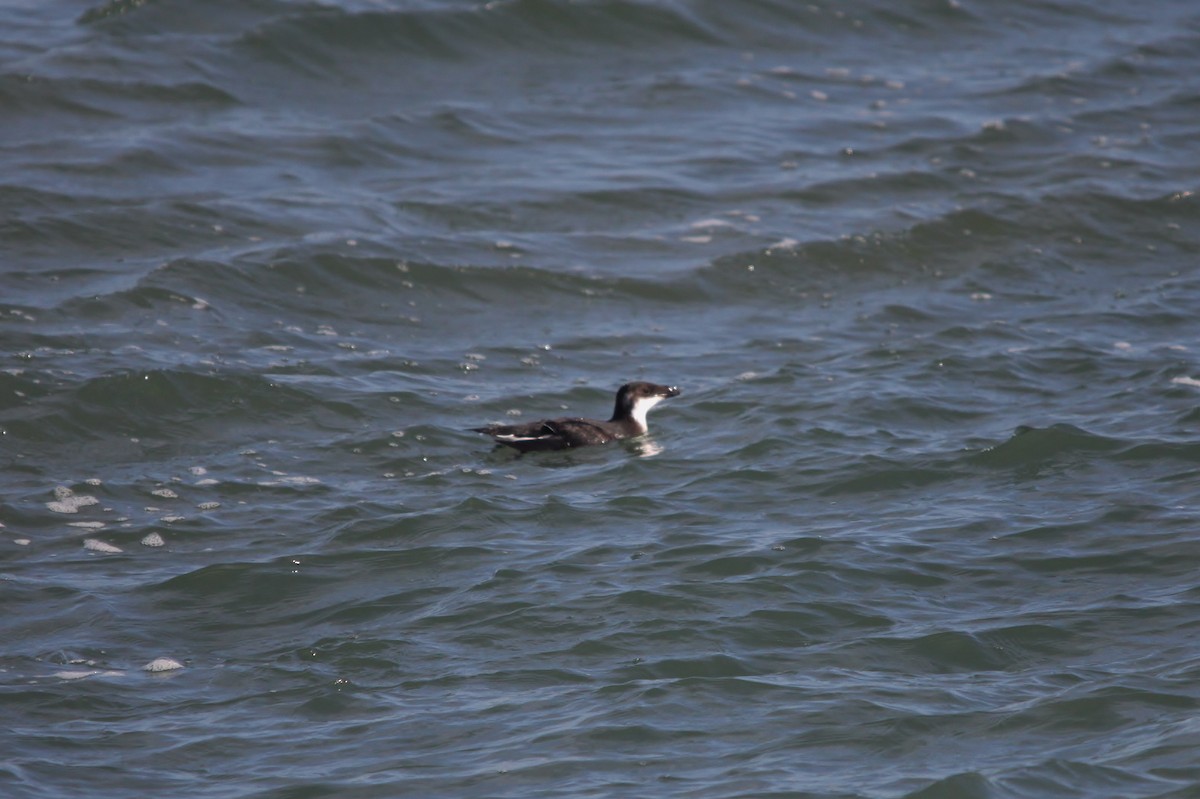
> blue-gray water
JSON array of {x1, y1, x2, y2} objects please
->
[{"x1": 4, "y1": 1, "x2": 1200, "y2": 797}]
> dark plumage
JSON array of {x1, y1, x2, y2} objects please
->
[{"x1": 472, "y1": 381, "x2": 681, "y2": 453}]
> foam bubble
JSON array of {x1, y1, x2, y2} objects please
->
[
  {"x1": 83, "y1": 538, "x2": 122, "y2": 554},
  {"x1": 47, "y1": 487, "x2": 99, "y2": 514},
  {"x1": 55, "y1": 669, "x2": 124, "y2": 680},
  {"x1": 259, "y1": 476, "x2": 321, "y2": 486},
  {"x1": 142, "y1": 657, "x2": 184, "y2": 673}
]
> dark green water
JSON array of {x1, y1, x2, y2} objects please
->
[{"x1": 3, "y1": 1, "x2": 1200, "y2": 797}]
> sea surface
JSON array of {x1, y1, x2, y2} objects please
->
[{"x1": 4, "y1": 1, "x2": 1200, "y2": 797}]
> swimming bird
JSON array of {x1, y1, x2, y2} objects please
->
[{"x1": 472, "y1": 381, "x2": 681, "y2": 453}]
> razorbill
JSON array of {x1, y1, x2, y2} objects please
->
[{"x1": 472, "y1": 381, "x2": 681, "y2": 453}]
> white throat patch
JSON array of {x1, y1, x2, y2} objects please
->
[{"x1": 628, "y1": 394, "x2": 664, "y2": 432}]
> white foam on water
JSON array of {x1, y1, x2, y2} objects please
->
[
  {"x1": 83, "y1": 538, "x2": 122, "y2": 554},
  {"x1": 142, "y1": 657, "x2": 184, "y2": 673},
  {"x1": 258, "y1": 476, "x2": 321, "y2": 486},
  {"x1": 46, "y1": 494, "x2": 97, "y2": 513},
  {"x1": 47, "y1": 487, "x2": 99, "y2": 514},
  {"x1": 55, "y1": 669, "x2": 125, "y2": 680},
  {"x1": 141, "y1": 532, "x2": 165, "y2": 547}
]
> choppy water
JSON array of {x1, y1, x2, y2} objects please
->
[{"x1": 4, "y1": 1, "x2": 1200, "y2": 797}]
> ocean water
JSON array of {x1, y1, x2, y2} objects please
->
[{"x1": 4, "y1": 0, "x2": 1200, "y2": 796}]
